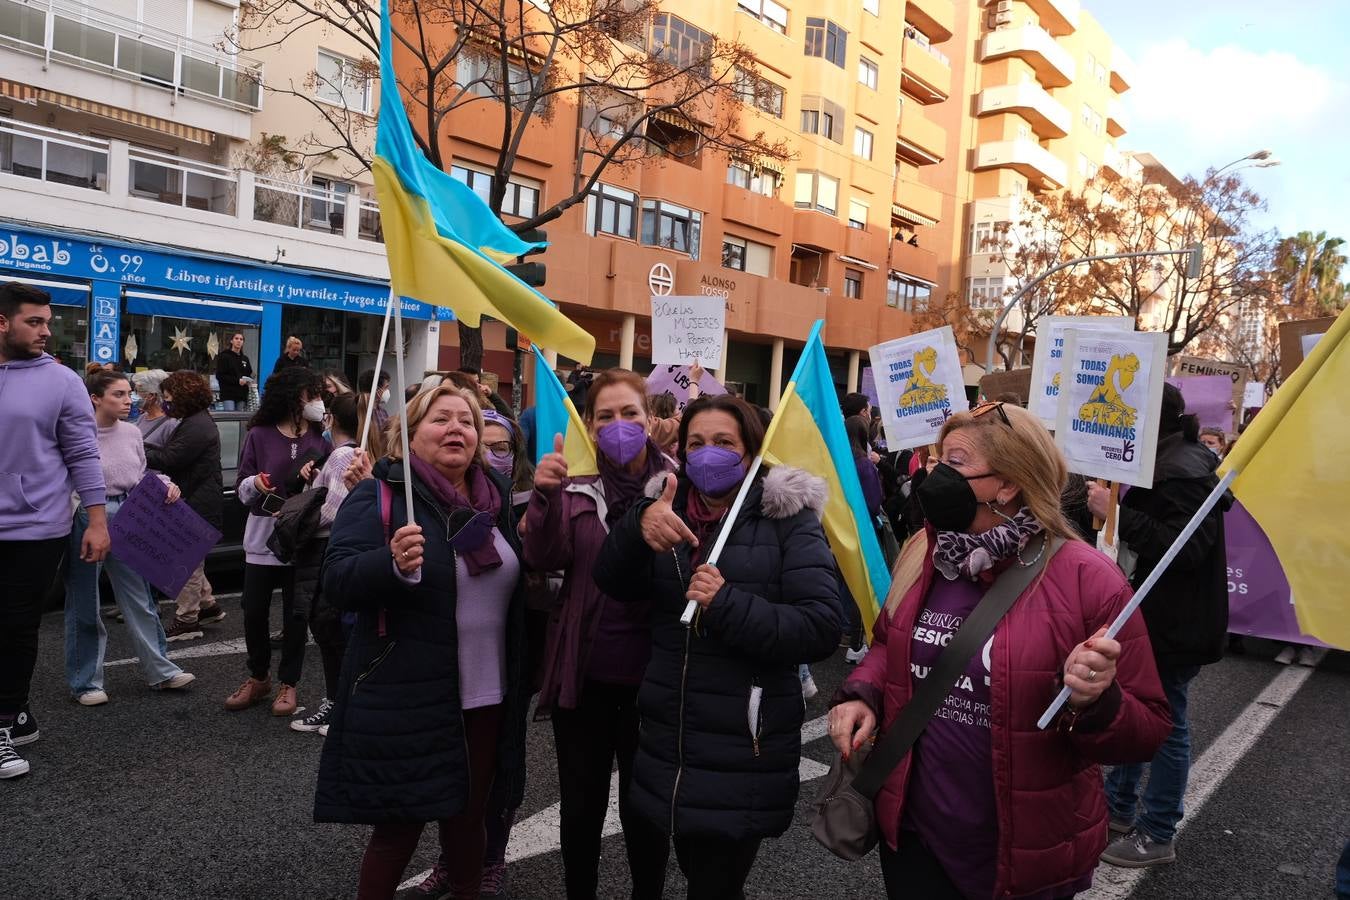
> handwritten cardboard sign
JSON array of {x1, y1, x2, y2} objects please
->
[
  {"x1": 109, "y1": 474, "x2": 222, "y2": 597},
  {"x1": 868, "y1": 326, "x2": 968, "y2": 451},
  {"x1": 1054, "y1": 329, "x2": 1168, "y2": 488},
  {"x1": 978, "y1": 367, "x2": 1033, "y2": 405},
  {"x1": 650, "y1": 295, "x2": 725, "y2": 366},
  {"x1": 1277, "y1": 316, "x2": 1335, "y2": 380},
  {"x1": 645, "y1": 364, "x2": 727, "y2": 412},
  {"x1": 1028, "y1": 315, "x2": 1134, "y2": 428},
  {"x1": 1242, "y1": 381, "x2": 1265, "y2": 410},
  {"x1": 1173, "y1": 354, "x2": 1248, "y2": 415}
]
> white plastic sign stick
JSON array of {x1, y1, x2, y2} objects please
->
[
  {"x1": 359, "y1": 292, "x2": 395, "y2": 453},
  {"x1": 651, "y1": 295, "x2": 725, "y2": 367},
  {"x1": 679, "y1": 455, "x2": 765, "y2": 627}
]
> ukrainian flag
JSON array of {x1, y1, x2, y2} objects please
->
[
  {"x1": 532, "y1": 347, "x2": 598, "y2": 476},
  {"x1": 762, "y1": 322, "x2": 891, "y2": 639},
  {"x1": 1220, "y1": 307, "x2": 1350, "y2": 648},
  {"x1": 373, "y1": 0, "x2": 595, "y2": 364}
]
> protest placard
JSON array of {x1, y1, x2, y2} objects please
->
[
  {"x1": 860, "y1": 367, "x2": 878, "y2": 407},
  {"x1": 1028, "y1": 315, "x2": 1134, "y2": 427},
  {"x1": 650, "y1": 295, "x2": 725, "y2": 366},
  {"x1": 1277, "y1": 316, "x2": 1335, "y2": 380},
  {"x1": 109, "y1": 474, "x2": 222, "y2": 598},
  {"x1": 1173, "y1": 354, "x2": 1249, "y2": 414},
  {"x1": 978, "y1": 367, "x2": 1032, "y2": 405},
  {"x1": 645, "y1": 364, "x2": 727, "y2": 412},
  {"x1": 1164, "y1": 374, "x2": 1234, "y2": 432},
  {"x1": 1054, "y1": 329, "x2": 1167, "y2": 488},
  {"x1": 1242, "y1": 381, "x2": 1265, "y2": 410},
  {"x1": 869, "y1": 326, "x2": 968, "y2": 451}
]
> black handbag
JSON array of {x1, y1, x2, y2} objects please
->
[{"x1": 810, "y1": 532, "x2": 1062, "y2": 860}]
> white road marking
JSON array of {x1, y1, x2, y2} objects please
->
[
  {"x1": 105, "y1": 636, "x2": 314, "y2": 668},
  {"x1": 398, "y1": 712, "x2": 834, "y2": 890},
  {"x1": 1081, "y1": 662, "x2": 1318, "y2": 900}
]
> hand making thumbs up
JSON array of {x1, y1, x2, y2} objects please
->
[
  {"x1": 534, "y1": 432, "x2": 569, "y2": 491},
  {"x1": 640, "y1": 473, "x2": 699, "y2": 552}
]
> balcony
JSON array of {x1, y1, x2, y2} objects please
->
[
  {"x1": 901, "y1": 37, "x2": 952, "y2": 103},
  {"x1": 905, "y1": 0, "x2": 955, "y2": 43},
  {"x1": 976, "y1": 82, "x2": 1071, "y2": 138},
  {"x1": 1110, "y1": 47, "x2": 1136, "y2": 93},
  {"x1": 1020, "y1": 0, "x2": 1080, "y2": 37},
  {"x1": 721, "y1": 183, "x2": 788, "y2": 236},
  {"x1": 791, "y1": 208, "x2": 845, "y2": 253},
  {"x1": 981, "y1": 24, "x2": 1075, "y2": 89},
  {"x1": 897, "y1": 107, "x2": 946, "y2": 163},
  {"x1": 974, "y1": 139, "x2": 1067, "y2": 189},
  {"x1": 890, "y1": 240, "x2": 938, "y2": 283},
  {"x1": 893, "y1": 179, "x2": 942, "y2": 224},
  {"x1": 1106, "y1": 97, "x2": 1128, "y2": 136},
  {"x1": 1101, "y1": 145, "x2": 1142, "y2": 180}
]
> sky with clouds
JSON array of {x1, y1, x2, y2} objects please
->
[{"x1": 1088, "y1": 0, "x2": 1350, "y2": 244}]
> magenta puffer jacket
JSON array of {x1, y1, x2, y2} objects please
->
[{"x1": 838, "y1": 534, "x2": 1171, "y2": 898}]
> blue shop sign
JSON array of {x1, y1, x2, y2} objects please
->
[{"x1": 0, "y1": 224, "x2": 436, "y2": 320}]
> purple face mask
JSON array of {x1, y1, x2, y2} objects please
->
[
  {"x1": 685, "y1": 446, "x2": 747, "y2": 497},
  {"x1": 486, "y1": 449, "x2": 515, "y2": 478},
  {"x1": 597, "y1": 419, "x2": 647, "y2": 466}
]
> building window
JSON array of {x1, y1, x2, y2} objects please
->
[
  {"x1": 641, "y1": 199, "x2": 702, "y2": 258},
  {"x1": 804, "y1": 18, "x2": 847, "y2": 69},
  {"x1": 315, "y1": 49, "x2": 372, "y2": 114},
  {"x1": 722, "y1": 235, "x2": 747, "y2": 271},
  {"x1": 449, "y1": 163, "x2": 493, "y2": 204},
  {"x1": 502, "y1": 177, "x2": 541, "y2": 218},
  {"x1": 646, "y1": 116, "x2": 700, "y2": 162},
  {"x1": 586, "y1": 183, "x2": 638, "y2": 239},
  {"x1": 971, "y1": 220, "x2": 1007, "y2": 254},
  {"x1": 736, "y1": 0, "x2": 788, "y2": 34},
  {"x1": 858, "y1": 56, "x2": 879, "y2": 89},
  {"x1": 863, "y1": 0, "x2": 880, "y2": 14},
  {"x1": 456, "y1": 52, "x2": 536, "y2": 109},
  {"x1": 887, "y1": 272, "x2": 932, "y2": 311},
  {"x1": 848, "y1": 198, "x2": 869, "y2": 230},
  {"x1": 308, "y1": 176, "x2": 354, "y2": 228},
  {"x1": 794, "y1": 171, "x2": 839, "y2": 215},
  {"x1": 726, "y1": 162, "x2": 779, "y2": 196},
  {"x1": 734, "y1": 68, "x2": 785, "y2": 118},
  {"x1": 800, "y1": 96, "x2": 845, "y2": 143},
  {"x1": 968, "y1": 276, "x2": 1006, "y2": 309},
  {"x1": 1076, "y1": 153, "x2": 1098, "y2": 181},
  {"x1": 652, "y1": 14, "x2": 713, "y2": 75},
  {"x1": 853, "y1": 127, "x2": 873, "y2": 160},
  {"x1": 583, "y1": 88, "x2": 638, "y2": 140},
  {"x1": 844, "y1": 269, "x2": 864, "y2": 299}
]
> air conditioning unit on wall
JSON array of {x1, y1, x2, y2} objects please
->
[
  {"x1": 994, "y1": 0, "x2": 1013, "y2": 12},
  {"x1": 991, "y1": 11, "x2": 1013, "y2": 26}
]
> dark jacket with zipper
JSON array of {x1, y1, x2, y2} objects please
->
[
  {"x1": 313, "y1": 458, "x2": 528, "y2": 825},
  {"x1": 1118, "y1": 432, "x2": 1231, "y2": 669},
  {"x1": 215, "y1": 349, "x2": 252, "y2": 403},
  {"x1": 593, "y1": 466, "x2": 843, "y2": 841},
  {"x1": 144, "y1": 409, "x2": 223, "y2": 532}
]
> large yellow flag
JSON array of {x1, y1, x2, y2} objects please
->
[{"x1": 1219, "y1": 308, "x2": 1350, "y2": 647}]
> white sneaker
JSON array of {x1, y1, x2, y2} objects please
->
[
  {"x1": 845, "y1": 646, "x2": 869, "y2": 665},
  {"x1": 317, "y1": 724, "x2": 329, "y2": 737},
  {"x1": 77, "y1": 690, "x2": 109, "y2": 706},
  {"x1": 156, "y1": 672, "x2": 196, "y2": 691},
  {"x1": 1273, "y1": 645, "x2": 1296, "y2": 665},
  {"x1": 1295, "y1": 646, "x2": 1323, "y2": 667},
  {"x1": 0, "y1": 727, "x2": 29, "y2": 779},
  {"x1": 801, "y1": 675, "x2": 819, "y2": 700}
]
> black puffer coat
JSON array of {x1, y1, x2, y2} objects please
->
[
  {"x1": 1118, "y1": 433, "x2": 1230, "y2": 669},
  {"x1": 144, "y1": 409, "x2": 222, "y2": 532},
  {"x1": 313, "y1": 459, "x2": 528, "y2": 825},
  {"x1": 593, "y1": 466, "x2": 843, "y2": 841}
]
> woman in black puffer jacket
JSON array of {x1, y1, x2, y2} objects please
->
[{"x1": 594, "y1": 395, "x2": 843, "y2": 900}]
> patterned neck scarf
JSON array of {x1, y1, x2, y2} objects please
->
[{"x1": 932, "y1": 507, "x2": 1044, "y2": 581}]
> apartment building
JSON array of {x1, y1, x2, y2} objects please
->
[{"x1": 0, "y1": 0, "x2": 435, "y2": 389}]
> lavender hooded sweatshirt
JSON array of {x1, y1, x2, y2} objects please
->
[{"x1": 0, "y1": 354, "x2": 106, "y2": 540}]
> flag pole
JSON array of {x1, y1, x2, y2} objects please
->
[
  {"x1": 679, "y1": 453, "x2": 767, "y2": 627},
  {"x1": 391, "y1": 294, "x2": 416, "y2": 526},
  {"x1": 360, "y1": 291, "x2": 395, "y2": 453},
  {"x1": 1036, "y1": 467, "x2": 1238, "y2": 729}
]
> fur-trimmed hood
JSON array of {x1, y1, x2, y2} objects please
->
[{"x1": 642, "y1": 465, "x2": 827, "y2": 520}]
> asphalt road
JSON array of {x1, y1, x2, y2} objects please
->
[{"x1": 4, "y1": 596, "x2": 1347, "y2": 900}]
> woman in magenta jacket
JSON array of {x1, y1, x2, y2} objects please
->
[{"x1": 829, "y1": 402, "x2": 1172, "y2": 899}]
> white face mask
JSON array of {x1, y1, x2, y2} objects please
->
[
  {"x1": 302, "y1": 399, "x2": 326, "y2": 422},
  {"x1": 379, "y1": 388, "x2": 391, "y2": 404}
]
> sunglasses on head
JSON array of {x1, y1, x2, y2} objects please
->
[{"x1": 970, "y1": 401, "x2": 1012, "y2": 427}]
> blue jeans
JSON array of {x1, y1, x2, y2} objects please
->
[
  {"x1": 1337, "y1": 838, "x2": 1350, "y2": 899},
  {"x1": 64, "y1": 501, "x2": 182, "y2": 695},
  {"x1": 1105, "y1": 664, "x2": 1201, "y2": 844},
  {"x1": 219, "y1": 399, "x2": 238, "y2": 411}
]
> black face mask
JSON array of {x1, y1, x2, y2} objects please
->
[{"x1": 916, "y1": 462, "x2": 994, "y2": 532}]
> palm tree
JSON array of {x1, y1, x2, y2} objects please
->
[{"x1": 1277, "y1": 230, "x2": 1348, "y2": 312}]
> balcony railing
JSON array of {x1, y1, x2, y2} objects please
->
[
  {"x1": 129, "y1": 146, "x2": 235, "y2": 214},
  {"x1": 0, "y1": 0, "x2": 263, "y2": 111},
  {"x1": 0, "y1": 117, "x2": 108, "y2": 188}
]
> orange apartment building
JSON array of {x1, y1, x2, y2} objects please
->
[{"x1": 412, "y1": 0, "x2": 1135, "y2": 402}]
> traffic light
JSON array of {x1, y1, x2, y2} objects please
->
[{"x1": 506, "y1": 228, "x2": 547, "y2": 288}]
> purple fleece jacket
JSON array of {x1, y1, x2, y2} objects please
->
[{"x1": 0, "y1": 354, "x2": 106, "y2": 540}]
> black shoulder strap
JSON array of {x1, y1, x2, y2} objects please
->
[{"x1": 851, "y1": 532, "x2": 1064, "y2": 799}]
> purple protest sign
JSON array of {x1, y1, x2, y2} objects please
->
[
  {"x1": 1224, "y1": 500, "x2": 1333, "y2": 649},
  {"x1": 109, "y1": 474, "x2": 222, "y2": 598},
  {"x1": 646, "y1": 364, "x2": 727, "y2": 413},
  {"x1": 1165, "y1": 374, "x2": 1234, "y2": 432},
  {"x1": 860, "y1": 367, "x2": 878, "y2": 407}
]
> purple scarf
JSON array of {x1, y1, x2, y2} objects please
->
[
  {"x1": 932, "y1": 508, "x2": 1043, "y2": 581},
  {"x1": 598, "y1": 437, "x2": 669, "y2": 526},
  {"x1": 409, "y1": 454, "x2": 503, "y2": 575}
]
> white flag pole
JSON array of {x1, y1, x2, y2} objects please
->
[
  {"x1": 678, "y1": 453, "x2": 766, "y2": 627},
  {"x1": 359, "y1": 291, "x2": 395, "y2": 453},
  {"x1": 391, "y1": 294, "x2": 416, "y2": 526},
  {"x1": 1036, "y1": 468, "x2": 1237, "y2": 729}
]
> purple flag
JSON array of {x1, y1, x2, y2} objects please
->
[
  {"x1": 1165, "y1": 374, "x2": 1234, "y2": 432},
  {"x1": 646, "y1": 364, "x2": 727, "y2": 413},
  {"x1": 1225, "y1": 500, "x2": 1331, "y2": 648},
  {"x1": 109, "y1": 474, "x2": 222, "y2": 598}
]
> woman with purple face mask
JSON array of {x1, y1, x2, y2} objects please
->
[
  {"x1": 522, "y1": 368, "x2": 676, "y2": 900},
  {"x1": 593, "y1": 395, "x2": 845, "y2": 899}
]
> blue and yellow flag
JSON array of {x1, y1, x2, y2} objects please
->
[
  {"x1": 532, "y1": 347, "x2": 598, "y2": 476},
  {"x1": 1220, "y1": 308, "x2": 1350, "y2": 648},
  {"x1": 762, "y1": 322, "x2": 891, "y2": 639},
  {"x1": 374, "y1": 0, "x2": 594, "y2": 364}
]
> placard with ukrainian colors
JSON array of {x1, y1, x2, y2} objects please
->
[
  {"x1": 1028, "y1": 315, "x2": 1134, "y2": 428},
  {"x1": 1054, "y1": 328, "x2": 1168, "y2": 488},
  {"x1": 869, "y1": 325, "x2": 968, "y2": 451}
]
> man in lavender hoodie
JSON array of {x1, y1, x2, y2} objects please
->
[{"x1": 0, "y1": 282, "x2": 108, "y2": 780}]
